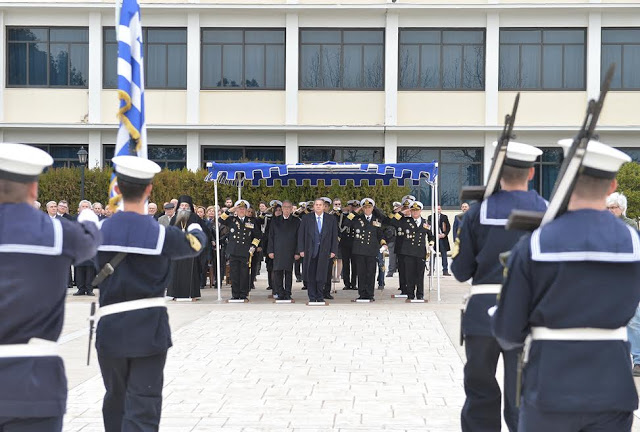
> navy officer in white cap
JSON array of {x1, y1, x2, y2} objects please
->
[
  {"x1": 492, "y1": 141, "x2": 640, "y2": 431},
  {"x1": 94, "y1": 155, "x2": 207, "y2": 432},
  {"x1": 451, "y1": 141, "x2": 548, "y2": 432},
  {"x1": 0, "y1": 143, "x2": 102, "y2": 432}
]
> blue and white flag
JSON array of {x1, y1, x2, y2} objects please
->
[{"x1": 109, "y1": 0, "x2": 147, "y2": 210}]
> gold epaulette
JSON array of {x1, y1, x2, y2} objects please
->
[
  {"x1": 186, "y1": 233, "x2": 202, "y2": 252},
  {"x1": 220, "y1": 213, "x2": 229, "y2": 221},
  {"x1": 394, "y1": 213, "x2": 402, "y2": 220},
  {"x1": 251, "y1": 238, "x2": 260, "y2": 247},
  {"x1": 380, "y1": 239, "x2": 387, "y2": 246},
  {"x1": 347, "y1": 213, "x2": 355, "y2": 220}
]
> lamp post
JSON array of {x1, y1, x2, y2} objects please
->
[{"x1": 77, "y1": 147, "x2": 88, "y2": 201}]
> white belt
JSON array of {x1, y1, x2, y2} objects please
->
[
  {"x1": 92, "y1": 297, "x2": 167, "y2": 322},
  {"x1": 470, "y1": 284, "x2": 501, "y2": 296},
  {"x1": 524, "y1": 326, "x2": 627, "y2": 363},
  {"x1": 0, "y1": 338, "x2": 59, "y2": 358}
]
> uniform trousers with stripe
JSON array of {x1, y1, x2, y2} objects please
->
[{"x1": 354, "y1": 254, "x2": 376, "y2": 299}]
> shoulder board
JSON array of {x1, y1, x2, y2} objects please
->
[
  {"x1": 373, "y1": 220, "x2": 381, "y2": 227},
  {"x1": 347, "y1": 213, "x2": 355, "y2": 220},
  {"x1": 394, "y1": 213, "x2": 402, "y2": 220},
  {"x1": 220, "y1": 213, "x2": 229, "y2": 221}
]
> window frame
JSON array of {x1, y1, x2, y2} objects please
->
[
  {"x1": 298, "y1": 146, "x2": 385, "y2": 163},
  {"x1": 498, "y1": 27, "x2": 587, "y2": 91},
  {"x1": 298, "y1": 28, "x2": 386, "y2": 91},
  {"x1": 200, "y1": 27, "x2": 286, "y2": 90},
  {"x1": 617, "y1": 147, "x2": 640, "y2": 163},
  {"x1": 30, "y1": 144, "x2": 85, "y2": 168},
  {"x1": 102, "y1": 27, "x2": 188, "y2": 90},
  {"x1": 7, "y1": 26, "x2": 89, "y2": 88},
  {"x1": 397, "y1": 147, "x2": 484, "y2": 209},
  {"x1": 103, "y1": 144, "x2": 188, "y2": 170},
  {"x1": 601, "y1": 27, "x2": 640, "y2": 91},
  {"x1": 398, "y1": 27, "x2": 486, "y2": 91},
  {"x1": 529, "y1": 147, "x2": 564, "y2": 200},
  {"x1": 201, "y1": 146, "x2": 286, "y2": 167}
]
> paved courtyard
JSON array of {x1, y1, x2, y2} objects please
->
[{"x1": 58, "y1": 266, "x2": 640, "y2": 431}]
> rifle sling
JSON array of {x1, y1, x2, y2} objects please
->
[{"x1": 91, "y1": 252, "x2": 128, "y2": 286}]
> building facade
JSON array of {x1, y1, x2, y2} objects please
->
[{"x1": 2, "y1": 0, "x2": 640, "y2": 207}]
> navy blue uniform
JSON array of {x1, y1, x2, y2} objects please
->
[
  {"x1": 492, "y1": 210, "x2": 640, "y2": 432},
  {"x1": 397, "y1": 216, "x2": 433, "y2": 300},
  {"x1": 451, "y1": 189, "x2": 547, "y2": 432},
  {"x1": 0, "y1": 203, "x2": 101, "y2": 430},
  {"x1": 96, "y1": 211, "x2": 206, "y2": 432},
  {"x1": 339, "y1": 212, "x2": 357, "y2": 290}
]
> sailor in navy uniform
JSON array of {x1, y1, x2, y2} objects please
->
[
  {"x1": 395, "y1": 200, "x2": 434, "y2": 300},
  {"x1": 0, "y1": 144, "x2": 102, "y2": 432},
  {"x1": 380, "y1": 196, "x2": 413, "y2": 295},
  {"x1": 94, "y1": 156, "x2": 206, "y2": 432},
  {"x1": 492, "y1": 141, "x2": 640, "y2": 432},
  {"x1": 451, "y1": 141, "x2": 547, "y2": 432},
  {"x1": 340, "y1": 200, "x2": 358, "y2": 291},
  {"x1": 344, "y1": 198, "x2": 387, "y2": 301},
  {"x1": 218, "y1": 200, "x2": 262, "y2": 300}
]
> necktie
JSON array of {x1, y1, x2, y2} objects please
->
[
  {"x1": 317, "y1": 216, "x2": 322, "y2": 233},
  {"x1": 367, "y1": 216, "x2": 371, "y2": 222}
]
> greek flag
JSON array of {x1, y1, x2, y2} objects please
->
[{"x1": 109, "y1": 0, "x2": 147, "y2": 210}]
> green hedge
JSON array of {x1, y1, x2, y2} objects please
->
[
  {"x1": 617, "y1": 162, "x2": 640, "y2": 220},
  {"x1": 38, "y1": 167, "x2": 410, "y2": 213}
]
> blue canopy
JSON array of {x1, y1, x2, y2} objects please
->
[{"x1": 205, "y1": 161, "x2": 438, "y2": 187}]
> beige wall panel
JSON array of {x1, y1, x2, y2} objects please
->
[
  {"x1": 2, "y1": 129, "x2": 88, "y2": 145},
  {"x1": 146, "y1": 91, "x2": 187, "y2": 124},
  {"x1": 146, "y1": 131, "x2": 187, "y2": 145},
  {"x1": 498, "y1": 92, "x2": 587, "y2": 126},
  {"x1": 599, "y1": 93, "x2": 640, "y2": 127},
  {"x1": 399, "y1": 11, "x2": 486, "y2": 28},
  {"x1": 200, "y1": 92, "x2": 285, "y2": 125},
  {"x1": 101, "y1": 90, "x2": 119, "y2": 125},
  {"x1": 396, "y1": 131, "x2": 485, "y2": 147},
  {"x1": 299, "y1": 12, "x2": 385, "y2": 28},
  {"x1": 298, "y1": 92, "x2": 385, "y2": 126},
  {"x1": 602, "y1": 12, "x2": 640, "y2": 27},
  {"x1": 398, "y1": 92, "x2": 485, "y2": 126},
  {"x1": 199, "y1": 131, "x2": 286, "y2": 147},
  {"x1": 297, "y1": 131, "x2": 384, "y2": 147},
  {"x1": 499, "y1": 11, "x2": 588, "y2": 27},
  {"x1": 200, "y1": 11, "x2": 285, "y2": 27},
  {"x1": 6, "y1": 10, "x2": 88, "y2": 26},
  {"x1": 4, "y1": 89, "x2": 88, "y2": 124}
]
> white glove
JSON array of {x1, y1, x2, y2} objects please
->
[
  {"x1": 379, "y1": 245, "x2": 388, "y2": 253},
  {"x1": 487, "y1": 306, "x2": 497, "y2": 317},
  {"x1": 77, "y1": 208, "x2": 99, "y2": 226},
  {"x1": 249, "y1": 246, "x2": 256, "y2": 255},
  {"x1": 187, "y1": 223, "x2": 203, "y2": 232}
]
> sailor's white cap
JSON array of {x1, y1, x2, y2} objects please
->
[
  {"x1": 409, "y1": 201, "x2": 424, "y2": 210},
  {"x1": 558, "y1": 139, "x2": 631, "y2": 179},
  {"x1": 392, "y1": 201, "x2": 401, "y2": 208},
  {"x1": 321, "y1": 197, "x2": 332, "y2": 205},
  {"x1": 235, "y1": 199, "x2": 250, "y2": 208},
  {"x1": 270, "y1": 199, "x2": 282, "y2": 207},
  {"x1": 361, "y1": 198, "x2": 375, "y2": 208},
  {"x1": 492, "y1": 141, "x2": 542, "y2": 168},
  {"x1": 401, "y1": 195, "x2": 416, "y2": 203},
  {"x1": 0, "y1": 143, "x2": 53, "y2": 182},
  {"x1": 112, "y1": 155, "x2": 161, "y2": 184}
]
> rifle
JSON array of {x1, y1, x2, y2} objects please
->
[
  {"x1": 460, "y1": 93, "x2": 520, "y2": 202},
  {"x1": 506, "y1": 64, "x2": 616, "y2": 232},
  {"x1": 87, "y1": 302, "x2": 96, "y2": 366}
]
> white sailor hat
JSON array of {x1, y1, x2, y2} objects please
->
[
  {"x1": 351, "y1": 199, "x2": 361, "y2": 207},
  {"x1": 112, "y1": 155, "x2": 161, "y2": 184},
  {"x1": 492, "y1": 141, "x2": 542, "y2": 168},
  {"x1": 558, "y1": 139, "x2": 631, "y2": 179},
  {"x1": 392, "y1": 201, "x2": 401, "y2": 208},
  {"x1": 0, "y1": 143, "x2": 53, "y2": 182},
  {"x1": 321, "y1": 197, "x2": 332, "y2": 205},
  {"x1": 361, "y1": 198, "x2": 375, "y2": 208},
  {"x1": 409, "y1": 201, "x2": 424, "y2": 210},
  {"x1": 298, "y1": 201, "x2": 306, "y2": 207},
  {"x1": 401, "y1": 195, "x2": 416, "y2": 203},
  {"x1": 235, "y1": 199, "x2": 250, "y2": 208},
  {"x1": 269, "y1": 199, "x2": 282, "y2": 207}
]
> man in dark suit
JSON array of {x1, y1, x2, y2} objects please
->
[
  {"x1": 268, "y1": 200, "x2": 300, "y2": 301},
  {"x1": 297, "y1": 198, "x2": 338, "y2": 303},
  {"x1": 452, "y1": 202, "x2": 469, "y2": 242},
  {"x1": 427, "y1": 206, "x2": 451, "y2": 276}
]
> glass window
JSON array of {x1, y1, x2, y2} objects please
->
[
  {"x1": 104, "y1": 145, "x2": 187, "y2": 169},
  {"x1": 529, "y1": 148, "x2": 564, "y2": 200},
  {"x1": 397, "y1": 147, "x2": 483, "y2": 208},
  {"x1": 618, "y1": 148, "x2": 640, "y2": 163},
  {"x1": 8, "y1": 27, "x2": 88, "y2": 87},
  {"x1": 299, "y1": 147, "x2": 384, "y2": 163},
  {"x1": 602, "y1": 28, "x2": 640, "y2": 90},
  {"x1": 103, "y1": 27, "x2": 187, "y2": 89},
  {"x1": 30, "y1": 144, "x2": 84, "y2": 168},
  {"x1": 399, "y1": 29, "x2": 485, "y2": 90},
  {"x1": 201, "y1": 28, "x2": 285, "y2": 90},
  {"x1": 300, "y1": 29, "x2": 384, "y2": 90},
  {"x1": 202, "y1": 147, "x2": 285, "y2": 166},
  {"x1": 499, "y1": 28, "x2": 586, "y2": 90}
]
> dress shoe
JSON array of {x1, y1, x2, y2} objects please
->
[
  {"x1": 370, "y1": 298, "x2": 375, "y2": 302},
  {"x1": 302, "y1": 286, "x2": 307, "y2": 290},
  {"x1": 324, "y1": 295, "x2": 334, "y2": 300},
  {"x1": 86, "y1": 291, "x2": 96, "y2": 297},
  {"x1": 416, "y1": 296, "x2": 424, "y2": 300},
  {"x1": 72, "y1": 290, "x2": 85, "y2": 296},
  {"x1": 343, "y1": 286, "x2": 351, "y2": 290},
  {"x1": 267, "y1": 286, "x2": 272, "y2": 290},
  {"x1": 386, "y1": 273, "x2": 393, "y2": 277},
  {"x1": 296, "y1": 278, "x2": 302, "y2": 283},
  {"x1": 633, "y1": 364, "x2": 640, "y2": 377},
  {"x1": 378, "y1": 285, "x2": 384, "y2": 290},
  {"x1": 443, "y1": 271, "x2": 451, "y2": 276}
]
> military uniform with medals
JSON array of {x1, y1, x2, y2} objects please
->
[
  {"x1": 396, "y1": 201, "x2": 434, "y2": 300},
  {"x1": 340, "y1": 200, "x2": 358, "y2": 290}
]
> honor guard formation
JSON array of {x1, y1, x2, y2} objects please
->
[{"x1": 2, "y1": 83, "x2": 640, "y2": 431}]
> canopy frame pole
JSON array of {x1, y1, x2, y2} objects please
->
[
  {"x1": 429, "y1": 179, "x2": 434, "y2": 292},
  {"x1": 214, "y1": 178, "x2": 222, "y2": 302},
  {"x1": 237, "y1": 173, "x2": 242, "y2": 200},
  {"x1": 434, "y1": 164, "x2": 441, "y2": 302}
]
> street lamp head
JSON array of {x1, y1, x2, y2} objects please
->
[{"x1": 77, "y1": 146, "x2": 88, "y2": 165}]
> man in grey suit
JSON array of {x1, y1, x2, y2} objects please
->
[{"x1": 297, "y1": 198, "x2": 338, "y2": 303}]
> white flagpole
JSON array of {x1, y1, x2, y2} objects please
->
[{"x1": 215, "y1": 179, "x2": 222, "y2": 301}]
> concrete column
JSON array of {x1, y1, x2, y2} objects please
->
[
  {"x1": 285, "y1": 13, "x2": 299, "y2": 125},
  {"x1": 384, "y1": 132, "x2": 397, "y2": 163},
  {"x1": 187, "y1": 12, "x2": 201, "y2": 124},
  {"x1": 285, "y1": 132, "x2": 298, "y2": 164},
  {"x1": 88, "y1": 12, "x2": 102, "y2": 124},
  {"x1": 0, "y1": 12, "x2": 6, "y2": 122},
  {"x1": 587, "y1": 12, "x2": 602, "y2": 100},
  {"x1": 186, "y1": 131, "x2": 200, "y2": 171},
  {"x1": 88, "y1": 131, "x2": 102, "y2": 168},
  {"x1": 385, "y1": 13, "x2": 399, "y2": 126},
  {"x1": 485, "y1": 12, "x2": 499, "y2": 127}
]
